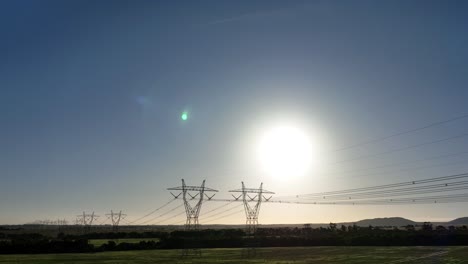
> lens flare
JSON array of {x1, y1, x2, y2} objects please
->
[{"x1": 181, "y1": 112, "x2": 188, "y2": 121}]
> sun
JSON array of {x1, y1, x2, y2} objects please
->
[{"x1": 257, "y1": 125, "x2": 313, "y2": 180}]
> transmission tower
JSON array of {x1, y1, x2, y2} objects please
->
[
  {"x1": 76, "y1": 212, "x2": 99, "y2": 232},
  {"x1": 230, "y1": 182, "x2": 274, "y2": 258},
  {"x1": 167, "y1": 179, "x2": 218, "y2": 230},
  {"x1": 168, "y1": 179, "x2": 217, "y2": 257},
  {"x1": 229, "y1": 182, "x2": 274, "y2": 234},
  {"x1": 106, "y1": 210, "x2": 126, "y2": 232}
]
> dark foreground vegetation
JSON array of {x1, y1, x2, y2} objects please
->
[
  {"x1": 1, "y1": 247, "x2": 468, "y2": 264},
  {"x1": 1, "y1": 223, "x2": 468, "y2": 254}
]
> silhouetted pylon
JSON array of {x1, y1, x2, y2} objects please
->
[
  {"x1": 168, "y1": 179, "x2": 218, "y2": 257},
  {"x1": 106, "y1": 210, "x2": 126, "y2": 232},
  {"x1": 168, "y1": 179, "x2": 218, "y2": 230},
  {"x1": 76, "y1": 212, "x2": 99, "y2": 232},
  {"x1": 229, "y1": 182, "x2": 274, "y2": 234}
]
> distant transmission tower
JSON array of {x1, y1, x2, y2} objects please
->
[
  {"x1": 229, "y1": 182, "x2": 274, "y2": 234},
  {"x1": 168, "y1": 179, "x2": 218, "y2": 230},
  {"x1": 76, "y1": 212, "x2": 99, "y2": 232},
  {"x1": 168, "y1": 179, "x2": 217, "y2": 257},
  {"x1": 106, "y1": 210, "x2": 126, "y2": 232},
  {"x1": 230, "y1": 182, "x2": 274, "y2": 258}
]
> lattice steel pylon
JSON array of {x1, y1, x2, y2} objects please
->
[
  {"x1": 76, "y1": 212, "x2": 99, "y2": 232},
  {"x1": 168, "y1": 179, "x2": 218, "y2": 230},
  {"x1": 106, "y1": 210, "x2": 126, "y2": 232},
  {"x1": 230, "y1": 182, "x2": 274, "y2": 234}
]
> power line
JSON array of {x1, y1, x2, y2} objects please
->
[
  {"x1": 202, "y1": 203, "x2": 243, "y2": 221},
  {"x1": 321, "y1": 150, "x2": 468, "y2": 177},
  {"x1": 345, "y1": 193, "x2": 468, "y2": 203},
  {"x1": 332, "y1": 132, "x2": 468, "y2": 165},
  {"x1": 313, "y1": 158, "x2": 468, "y2": 186},
  {"x1": 202, "y1": 201, "x2": 234, "y2": 218},
  {"x1": 334, "y1": 113, "x2": 468, "y2": 152},
  {"x1": 140, "y1": 204, "x2": 184, "y2": 225},
  {"x1": 203, "y1": 207, "x2": 245, "y2": 224},
  {"x1": 305, "y1": 180, "x2": 468, "y2": 198},
  {"x1": 271, "y1": 158, "x2": 468, "y2": 199},
  {"x1": 266, "y1": 196, "x2": 468, "y2": 205},
  {"x1": 126, "y1": 198, "x2": 176, "y2": 225},
  {"x1": 300, "y1": 185, "x2": 468, "y2": 201},
  {"x1": 153, "y1": 210, "x2": 186, "y2": 225},
  {"x1": 285, "y1": 173, "x2": 468, "y2": 198}
]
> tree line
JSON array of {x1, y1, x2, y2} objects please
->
[{"x1": 1, "y1": 223, "x2": 468, "y2": 254}]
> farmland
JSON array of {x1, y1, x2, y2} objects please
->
[
  {"x1": 88, "y1": 238, "x2": 160, "y2": 247},
  {"x1": 0, "y1": 246, "x2": 467, "y2": 264}
]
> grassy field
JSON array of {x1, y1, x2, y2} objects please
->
[
  {"x1": 0, "y1": 246, "x2": 467, "y2": 264},
  {"x1": 89, "y1": 238, "x2": 160, "y2": 247}
]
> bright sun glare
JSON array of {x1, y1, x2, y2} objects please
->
[{"x1": 257, "y1": 125, "x2": 314, "y2": 180}]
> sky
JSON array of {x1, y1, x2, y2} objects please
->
[{"x1": 1, "y1": 0, "x2": 468, "y2": 225}]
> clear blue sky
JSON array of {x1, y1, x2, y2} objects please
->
[{"x1": 1, "y1": 0, "x2": 468, "y2": 224}]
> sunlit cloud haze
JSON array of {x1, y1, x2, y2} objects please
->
[{"x1": 1, "y1": 0, "x2": 468, "y2": 225}]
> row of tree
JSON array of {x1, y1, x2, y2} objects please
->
[{"x1": 1, "y1": 225, "x2": 468, "y2": 254}]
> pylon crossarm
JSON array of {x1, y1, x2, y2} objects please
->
[
  {"x1": 188, "y1": 193, "x2": 199, "y2": 199},
  {"x1": 229, "y1": 188, "x2": 275, "y2": 194},
  {"x1": 247, "y1": 194, "x2": 258, "y2": 201},
  {"x1": 205, "y1": 193, "x2": 216, "y2": 200},
  {"x1": 170, "y1": 192, "x2": 181, "y2": 198},
  {"x1": 168, "y1": 186, "x2": 218, "y2": 192}
]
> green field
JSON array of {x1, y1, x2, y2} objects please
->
[
  {"x1": 89, "y1": 238, "x2": 160, "y2": 247},
  {"x1": 0, "y1": 246, "x2": 467, "y2": 264}
]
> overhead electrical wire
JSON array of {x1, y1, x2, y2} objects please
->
[
  {"x1": 340, "y1": 193, "x2": 468, "y2": 203},
  {"x1": 139, "y1": 204, "x2": 184, "y2": 225},
  {"x1": 152, "y1": 202, "x2": 236, "y2": 225},
  {"x1": 152, "y1": 210, "x2": 186, "y2": 225},
  {"x1": 302, "y1": 180, "x2": 468, "y2": 198},
  {"x1": 201, "y1": 201, "x2": 235, "y2": 218},
  {"x1": 120, "y1": 218, "x2": 131, "y2": 225},
  {"x1": 95, "y1": 218, "x2": 106, "y2": 225},
  {"x1": 332, "y1": 132, "x2": 468, "y2": 165},
  {"x1": 284, "y1": 173, "x2": 468, "y2": 198},
  {"x1": 164, "y1": 214, "x2": 187, "y2": 226},
  {"x1": 312, "y1": 159, "x2": 468, "y2": 186},
  {"x1": 333, "y1": 113, "x2": 468, "y2": 152},
  {"x1": 203, "y1": 207, "x2": 245, "y2": 224},
  {"x1": 190, "y1": 173, "x2": 468, "y2": 205},
  {"x1": 126, "y1": 198, "x2": 176, "y2": 225},
  {"x1": 300, "y1": 186, "x2": 468, "y2": 201},
  {"x1": 202, "y1": 203, "x2": 243, "y2": 221},
  {"x1": 321, "y1": 150, "x2": 468, "y2": 177}
]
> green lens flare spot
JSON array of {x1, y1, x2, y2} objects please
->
[{"x1": 181, "y1": 112, "x2": 188, "y2": 121}]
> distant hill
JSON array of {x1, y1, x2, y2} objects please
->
[
  {"x1": 199, "y1": 217, "x2": 468, "y2": 229},
  {"x1": 353, "y1": 217, "x2": 417, "y2": 227},
  {"x1": 3, "y1": 217, "x2": 467, "y2": 231},
  {"x1": 448, "y1": 217, "x2": 468, "y2": 226}
]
